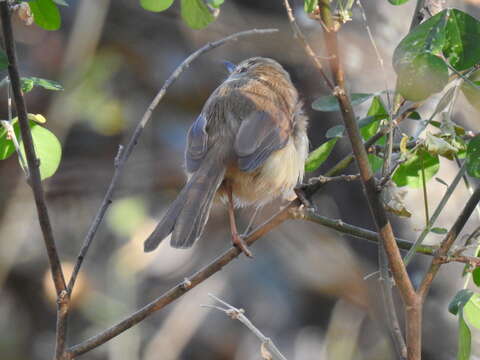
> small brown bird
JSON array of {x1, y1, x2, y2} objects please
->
[{"x1": 144, "y1": 57, "x2": 308, "y2": 257}]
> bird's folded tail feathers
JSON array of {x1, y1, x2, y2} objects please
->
[{"x1": 143, "y1": 156, "x2": 225, "y2": 252}]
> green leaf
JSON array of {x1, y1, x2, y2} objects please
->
[
  {"x1": 0, "y1": 49, "x2": 8, "y2": 71},
  {"x1": 304, "y1": 0, "x2": 318, "y2": 13},
  {"x1": 368, "y1": 154, "x2": 383, "y2": 172},
  {"x1": 458, "y1": 311, "x2": 471, "y2": 360},
  {"x1": 444, "y1": 9, "x2": 480, "y2": 71},
  {"x1": 360, "y1": 96, "x2": 388, "y2": 141},
  {"x1": 393, "y1": 9, "x2": 448, "y2": 72},
  {"x1": 180, "y1": 0, "x2": 215, "y2": 29},
  {"x1": 21, "y1": 77, "x2": 63, "y2": 93},
  {"x1": 325, "y1": 125, "x2": 345, "y2": 139},
  {"x1": 466, "y1": 135, "x2": 480, "y2": 178},
  {"x1": 388, "y1": 0, "x2": 410, "y2": 4},
  {"x1": 392, "y1": 149, "x2": 440, "y2": 188},
  {"x1": 106, "y1": 196, "x2": 147, "y2": 237},
  {"x1": 18, "y1": 122, "x2": 62, "y2": 180},
  {"x1": 52, "y1": 0, "x2": 68, "y2": 6},
  {"x1": 473, "y1": 269, "x2": 480, "y2": 288},
  {"x1": 449, "y1": 289, "x2": 474, "y2": 315},
  {"x1": 140, "y1": 0, "x2": 175, "y2": 12},
  {"x1": 464, "y1": 293, "x2": 480, "y2": 329},
  {"x1": 28, "y1": 0, "x2": 61, "y2": 31},
  {"x1": 312, "y1": 93, "x2": 374, "y2": 112},
  {"x1": 408, "y1": 111, "x2": 421, "y2": 120},
  {"x1": 396, "y1": 53, "x2": 449, "y2": 101},
  {"x1": 461, "y1": 71, "x2": 480, "y2": 112},
  {"x1": 305, "y1": 138, "x2": 338, "y2": 172},
  {"x1": 207, "y1": 0, "x2": 224, "y2": 8},
  {"x1": 0, "y1": 122, "x2": 17, "y2": 160},
  {"x1": 430, "y1": 227, "x2": 448, "y2": 234}
]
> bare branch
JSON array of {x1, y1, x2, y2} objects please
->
[
  {"x1": 204, "y1": 294, "x2": 288, "y2": 360},
  {"x1": 282, "y1": 0, "x2": 334, "y2": 90},
  {"x1": 66, "y1": 203, "x2": 293, "y2": 358},
  {"x1": 418, "y1": 187, "x2": 480, "y2": 300}
]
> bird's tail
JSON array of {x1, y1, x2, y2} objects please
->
[{"x1": 144, "y1": 155, "x2": 225, "y2": 252}]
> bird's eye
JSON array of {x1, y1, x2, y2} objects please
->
[{"x1": 238, "y1": 67, "x2": 247, "y2": 73}]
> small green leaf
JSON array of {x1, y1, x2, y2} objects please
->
[
  {"x1": 325, "y1": 125, "x2": 345, "y2": 139},
  {"x1": 18, "y1": 122, "x2": 62, "y2": 180},
  {"x1": 461, "y1": 71, "x2": 480, "y2": 112},
  {"x1": 388, "y1": 0, "x2": 410, "y2": 4},
  {"x1": 430, "y1": 227, "x2": 448, "y2": 234},
  {"x1": 368, "y1": 154, "x2": 383, "y2": 172},
  {"x1": 304, "y1": 0, "x2": 318, "y2": 13},
  {"x1": 473, "y1": 269, "x2": 480, "y2": 288},
  {"x1": 21, "y1": 77, "x2": 63, "y2": 93},
  {"x1": 392, "y1": 149, "x2": 440, "y2": 188},
  {"x1": 449, "y1": 289, "x2": 474, "y2": 315},
  {"x1": 180, "y1": 0, "x2": 215, "y2": 29},
  {"x1": 464, "y1": 293, "x2": 480, "y2": 329},
  {"x1": 29, "y1": 0, "x2": 61, "y2": 31},
  {"x1": 207, "y1": 0, "x2": 224, "y2": 8},
  {"x1": 466, "y1": 135, "x2": 480, "y2": 178},
  {"x1": 444, "y1": 9, "x2": 480, "y2": 71},
  {"x1": 53, "y1": 0, "x2": 68, "y2": 6},
  {"x1": 0, "y1": 49, "x2": 8, "y2": 70},
  {"x1": 360, "y1": 96, "x2": 388, "y2": 141},
  {"x1": 305, "y1": 138, "x2": 337, "y2": 172},
  {"x1": 408, "y1": 111, "x2": 421, "y2": 120},
  {"x1": 140, "y1": 0, "x2": 175, "y2": 12},
  {"x1": 312, "y1": 93, "x2": 374, "y2": 112},
  {"x1": 396, "y1": 53, "x2": 449, "y2": 101},
  {"x1": 458, "y1": 311, "x2": 471, "y2": 360}
]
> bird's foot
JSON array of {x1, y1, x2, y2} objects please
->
[{"x1": 232, "y1": 233, "x2": 253, "y2": 258}]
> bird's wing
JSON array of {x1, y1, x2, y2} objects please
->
[
  {"x1": 234, "y1": 110, "x2": 291, "y2": 172},
  {"x1": 185, "y1": 114, "x2": 208, "y2": 173}
]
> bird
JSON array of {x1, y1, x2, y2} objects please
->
[{"x1": 144, "y1": 57, "x2": 308, "y2": 257}]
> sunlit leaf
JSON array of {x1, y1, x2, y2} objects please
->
[
  {"x1": 458, "y1": 311, "x2": 471, "y2": 360},
  {"x1": 444, "y1": 9, "x2": 480, "y2": 71},
  {"x1": 180, "y1": 0, "x2": 215, "y2": 29},
  {"x1": 140, "y1": 0, "x2": 175, "y2": 12},
  {"x1": 21, "y1": 77, "x2": 63, "y2": 93},
  {"x1": 430, "y1": 227, "x2": 448, "y2": 234},
  {"x1": 461, "y1": 71, "x2": 480, "y2": 112},
  {"x1": 305, "y1": 138, "x2": 337, "y2": 172},
  {"x1": 464, "y1": 293, "x2": 480, "y2": 329},
  {"x1": 392, "y1": 149, "x2": 440, "y2": 188},
  {"x1": 28, "y1": 0, "x2": 61, "y2": 31},
  {"x1": 312, "y1": 93, "x2": 374, "y2": 112},
  {"x1": 304, "y1": 0, "x2": 318, "y2": 13}
]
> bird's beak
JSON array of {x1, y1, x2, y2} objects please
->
[{"x1": 222, "y1": 60, "x2": 236, "y2": 74}]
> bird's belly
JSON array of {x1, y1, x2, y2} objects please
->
[{"x1": 219, "y1": 139, "x2": 305, "y2": 207}]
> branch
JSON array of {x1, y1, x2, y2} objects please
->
[
  {"x1": 66, "y1": 203, "x2": 293, "y2": 358},
  {"x1": 0, "y1": 3, "x2": 68, "y2": 358},
  {"x1": 66, "y1": 28, "x2": 280, "y2": 295},
  {"x1": 204, "y1": 294, "x2": 288, "y2": 360},
  {"x1": 418, "y1": 187, "x2": 480, "y2": 299},
  {"x1": 317, "y1": 2, "x2": 418, "y2": 358},
  {"x1": 282, "y1": 0, "x2": 334, "y2": 90}
]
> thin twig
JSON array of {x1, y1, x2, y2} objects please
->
[
  {"x1": 418, "y1": 187, "x2": 480, "y2": 300},
  {"x1": 282, "y1": 0, "x2": 334, "y2": 90},
  {"x1": 66, "y1": 28, "x2": 280, "y2": 296},
  {"x1": 66, "y1": 202, "x2": 293, "y2": 358},
  {"x1": 0, "y1": 3, "x2": 68, "y2": 358},
  {"x1": 204, "y1": 294, "x2": 288, "y2": 360}
]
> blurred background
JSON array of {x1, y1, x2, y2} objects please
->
[{"x1": 1, "y1": 0, "x2": 480, "y2": 359}]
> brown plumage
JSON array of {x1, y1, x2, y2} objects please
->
[{"x1": 144, "y1": 57, "x2": 308, "y2": 256}]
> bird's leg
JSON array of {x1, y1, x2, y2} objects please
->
[{"x1": 225, "y1": 181, "x2": 253, "y2": 258}]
